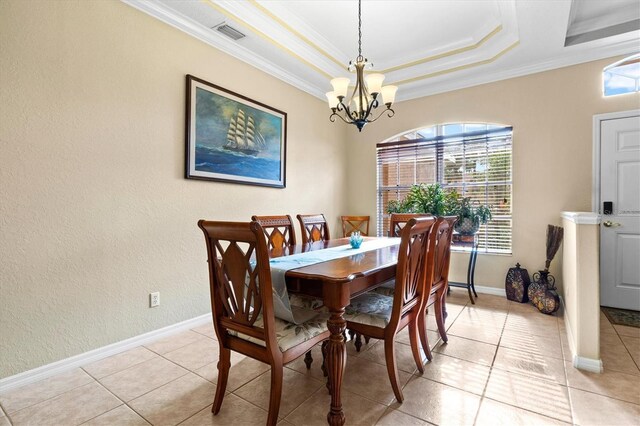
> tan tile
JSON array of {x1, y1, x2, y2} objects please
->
[
  {"x1": 485, "y1": 368, "x2": 572, "y2": 423},
  {"x1": 9, "y1": 381, "x2": 120, "y2": 426},
  {"x1": 0, "y1": 416, "x2": 9, "y2": 426},
  {"x1": 446, "y1": 322, "x2": 502, "y2": 345},
  {"x1": 83, "y1": 347, "x2": 157, "y2": 379},
  {"x1": 570, "y1": 387, "x2": 640, "y2": 425},
  {"x1": 396, "y1": 327, "x2": 441, "y2": 349},
  {"x1": 559, "y1": 332, "x2": 574, "y2": 361},
  {"x1": 285, "y1": 344, "x2": 332, "y2": 382},
  {"x1": 341, "y1": 356, "x2": 412, "y2": 405},
  {"x1": 620, "y1": 335, "x2": 640, "y2": 354},
  {"x1": 144, "y1": 330, "x2": 208, "y2": 355},
  {"x1": 180, "y1": 396, "x2": 268, "y2": 425},
  {"x1": 285, "y1": 387, "x2": 387, "y2": 425},
  {"x1": 191, "y1": 323, "x2": 218, "y2": 340},
  {"x1": 453, "y1": 307, "x2": 507, "y2": 329},
  {"x1": 98, "y1": 356, "x2": 188, "y2": 401},
  {"x1": 600, "y1": 342, "x2": 640, "y2": 375},
  {"x1": 393, "y1": 376, "x2": 480, "y2": 425},
  {"x1": 476, "y1": 398, "x2": 570, "y2": 425},
  {"x1": 233, "y1": 367, "x2": 323, "y2": 419},
  {"x1": 195, "y1": 353, "x2": 270, "y2": 392},
  {"x1": 163, "y1": 337, "x2": 220, "y2": 371},
  {"x1": 504, "y1": 314, "x2": 559, "y2": 337},
  {"x1": 422, "y1": 353, "x2": 490, "y2": 395},
  {"x1": 493, "y1": 346, "x2": 566, "y2": 385},
  {"x1": 614, "y1": 324, "x2": 640, "y2": 338},
  {"x1": 600, "y1": 314, "x2": 616, "y2": 334},
  {"x1": 565, "y1": 360, "x2": 640, "y2": 404},
  {"x1": 433, "y1": 335, "x2": 497, "y2": 367},
  {"x1": 375, "y1": 407, "x2": 428, "y2": 425},
  {"x1": 500, "y1": 329, "x2": 563, "y2": 360},
  {"x1": 473, "y1": 294, "x2": 510, "y2": 309},
  {"x1": 359, "y1": 340, "x2": 426, "y2": 374},
  {"x1": 84, "y1": 404, "x2": 149, "y2": 425},
  {"x1": 128, "y1": 373, "x2": 215, "y2": 425},
  {"x1": 0, "y1": 368, "x2": 94, "y2": 414}
]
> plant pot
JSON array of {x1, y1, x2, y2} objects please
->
[{"x1": 454, "y1": 217, "x2": 479, "y2": 235}]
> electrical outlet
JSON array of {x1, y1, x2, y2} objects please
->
[{"x1": 150, "y1": 292, "x2": 160, "y2": 308}]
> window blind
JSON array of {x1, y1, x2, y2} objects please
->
[{"x1": 376, "y1": 125, "x2": 513, "y2": 254}]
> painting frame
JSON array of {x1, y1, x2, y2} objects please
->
[{"x1": 185, "y1": 74, "x2": 287, "y2": 188}]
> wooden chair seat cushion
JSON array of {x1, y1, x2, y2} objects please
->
[
  {"x1": 344, "y1": 292, "x2": 393, "y2": 328},
  {"x1": 372, "y1": 279, "x2": 396, "y2": 297},
  {"x1": 289, "y1": 294, "x2": 324, "y2": 310},
  {"x1": 228, "y1": 311, "x2": 329, "y2": 352}
]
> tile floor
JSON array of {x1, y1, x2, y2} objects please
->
[{"x1": 1, "y1": 292, "x2": 639, "y2": 425}]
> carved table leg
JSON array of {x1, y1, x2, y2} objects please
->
[{"x1": 326, "y1": 307, "x2": 347, "y2": 426}]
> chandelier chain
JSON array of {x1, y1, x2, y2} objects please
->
[{"x1": 357, "y1": 0, "x2": 362, "y2": 58}]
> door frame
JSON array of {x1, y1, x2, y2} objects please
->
[{"x1": 592, "y1": 109, "x2": 640, "y2": 212}]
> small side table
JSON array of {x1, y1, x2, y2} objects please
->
[{"x1": 448, "y1": 233, "x2": 479, "y2": 304}]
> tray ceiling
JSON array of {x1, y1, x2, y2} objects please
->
[{"x1": 123, "y1": 0, "x2": 640, "y2": 102}]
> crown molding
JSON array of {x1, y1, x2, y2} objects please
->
[
  {"x1": 395, "y1": 37, "x2": 640, "y2": 102},
  {"x1": 121, "y1": 0, "x2": 326, "y2": 99}
]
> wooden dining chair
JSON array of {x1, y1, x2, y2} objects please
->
[
  {"x1": 418, "y1": 216, "x2": 456, "y2": 359},
  {"x1": 342, "y1": 217, "x2": 437, "y2": 403},
  {"x1": 251, "y1": 215, "x2": 296, "y2": 256},
  {"x1": 341, "y1": 215, "x2": 370, "y2": 237},
  {"x1": 297, "y1": 214, "x2": 330, "y2": 244},
  {"x1": 389, "y1": 213, "x2": 431, "y2": 237},
  {"x1": 198, "y1": 220, "x2": 330, "y2": 425}
]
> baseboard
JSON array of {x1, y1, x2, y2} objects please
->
[
  {"x1": 573, "y1": 355, "x2": 604, "y2": 373},
  {"x1": 0, "y1": 314, "x2": 212, "y2": 393},
  {"x1": 448, "y1": 283, "x2": 506, "y2": 297}
]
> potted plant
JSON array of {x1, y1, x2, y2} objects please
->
[
  {"x1": 386, "y1": 183, "x2": 492, "y2": 236},
  {"x1": 454, "y1": 197, "x2": 492, "y2": 235},
  {"x1": 387, "y1": 183, "x2": 460, "y2": 216}
]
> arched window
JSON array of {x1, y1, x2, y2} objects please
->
[
  {"x1": 604, "y1": 54, "x2": 640, "y2": 97},
  {"x1": 377, "y1": 123, "x2": 512, "y2": 254}
]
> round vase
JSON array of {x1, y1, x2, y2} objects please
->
[{"x1": 454, "y1": 217, "x2": 479, "y2": 235}]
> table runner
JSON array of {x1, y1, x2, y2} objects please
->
[{"x1": 269, "y1": 238, "x2": 400, "y2": 324}]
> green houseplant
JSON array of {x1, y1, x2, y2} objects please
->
[
  {"x1": 386, "y1": 183, "x2": 492, "y2": 235},
  {"x1": 454, "y1": 197, "x2": 492, "y2": 235}
]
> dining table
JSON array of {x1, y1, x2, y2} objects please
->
[{"x1": 272, "y1": 237, "x2": 401, "y2": 426}]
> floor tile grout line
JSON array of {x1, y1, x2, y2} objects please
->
[{"x1": 608, "y1": 311, "x2": 640, "y2": 372}]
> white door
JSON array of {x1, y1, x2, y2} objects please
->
[{"x1": 600, "y1": 114, "x2": 640, "y2": 311}]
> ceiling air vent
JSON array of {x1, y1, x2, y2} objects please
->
[{"x1": 216, "y1": 24, "x2": 245, "y2": 41}]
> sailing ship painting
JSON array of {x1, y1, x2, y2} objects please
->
[
  {"x1": 224, "y1": 109, "x2": 267, "y2": 156},
  {"x1": 185, "y1": 75, "x2": 287, "y2": 188}
]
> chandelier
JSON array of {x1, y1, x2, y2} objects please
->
[{"x1": 326, "y1": 0, "x2": 397, "y2": 132}]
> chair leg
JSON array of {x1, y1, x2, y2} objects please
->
[
  {"x1": 304, "y1": 350, "x2": 313, "y2": 370},
  {"x1": 408, "y1": 321, "x2": 425, "y2": 373},
  {"x1": 354, "y1": 333, "x2": 363, "y2": 352},
  {"x1": 417, "y1": 306, "x2": 433, "y2": 362},
  {"x1": 266, "y1": 364, "x2": 283, "y2": 426},
  {"x1": 364, "y1": 336, "x2": 370, "y2": 344},
  {"x1": 212, "y1": 347, "x2": 231, "y2": 414},
  {"x1": 435, "y1": 291, "x2": 448, "y2": 343},
  {"x1": 348, "y1": 329, "x2": 355, "y2": 341},
  {"x1": 383, "y1": 338, "x2": 404, "y2": 403}
]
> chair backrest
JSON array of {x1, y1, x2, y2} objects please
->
[
  {"x1": 198, "y1": 220, "x2": 278, "y2": 349},
  {"x1": 297, "y1": 214, "x2": 331, "y2": 244},
  {"x1": 251, "y1": 215, "x2": 297, "y2": 255},
  {"x1": 389, "y1": 216, "x2": 437, "y2": 328},
  {"x1": 389, "y1": 213, "x2": 432, "y2": 237},
  {"x1": 432, "y1": 216, "x2": 456, "y2": 287},
  {"x1": 341, "y1": 215, "x2": 370, "y2": 237}
]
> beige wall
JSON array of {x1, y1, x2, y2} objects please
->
[
  {"x1": 346, "y1": 58, "x2": 639, "y2": 289},
  {"x1": 0, "y1": 0, "x2": 347, "y2": 377}
]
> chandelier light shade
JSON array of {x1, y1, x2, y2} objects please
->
[{"x1": 326, "y1": 0, "x2": 397, "y2": 132}]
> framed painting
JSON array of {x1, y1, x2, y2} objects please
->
[{"x1": 185, "y1": 75, "x2": 287, "y2": 188}]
